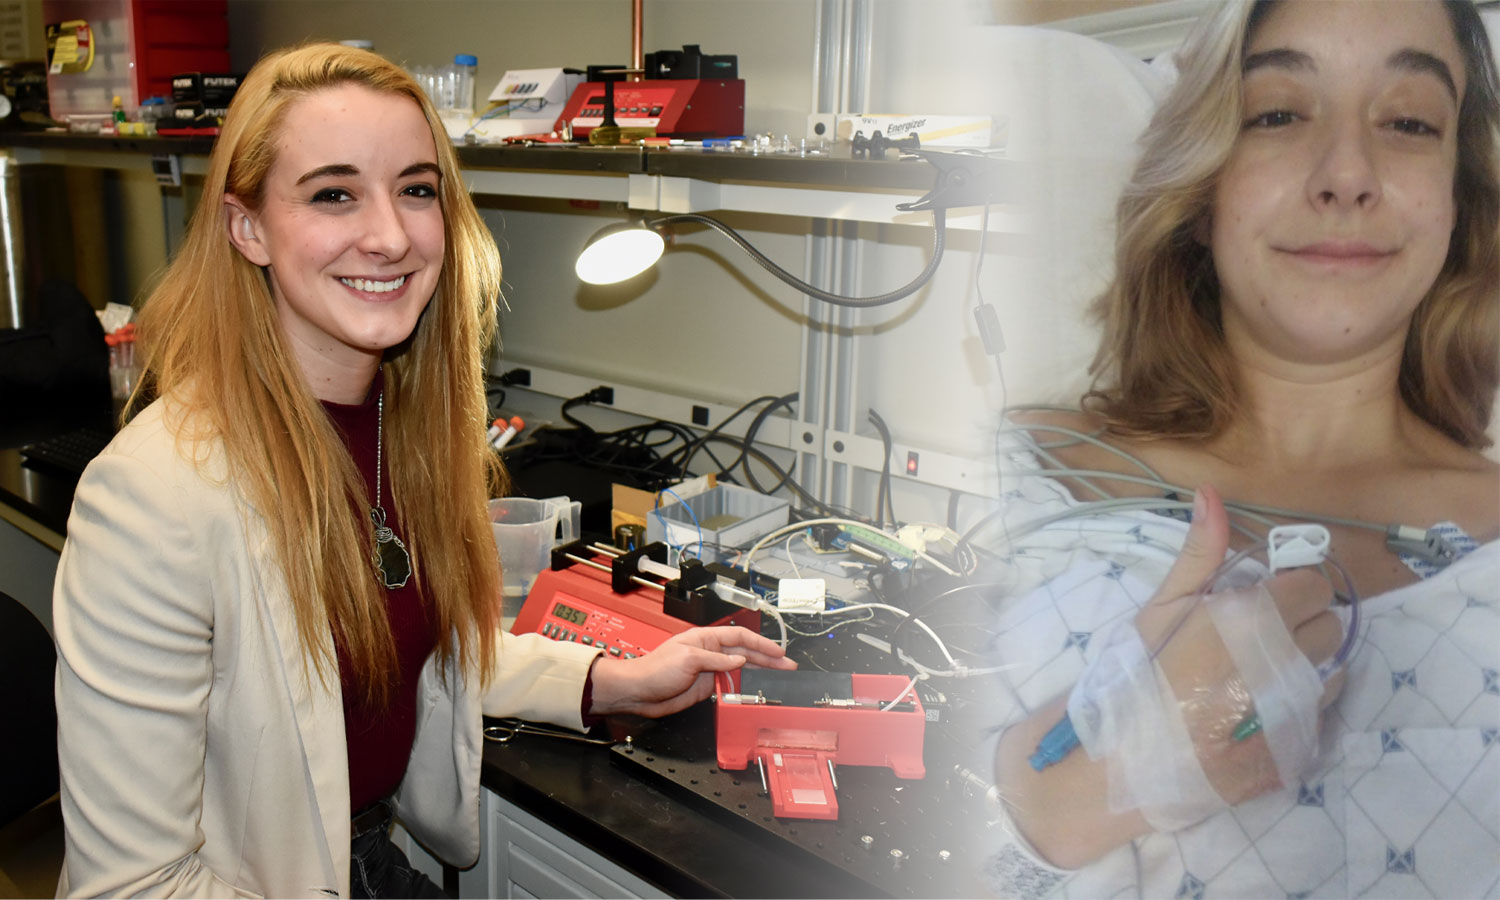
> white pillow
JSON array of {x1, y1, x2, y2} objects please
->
[{"x1": 989, "y1": 28, "x2": 1171, "y2": 408}]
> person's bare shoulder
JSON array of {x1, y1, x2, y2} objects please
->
[
  {"x1": 1005, "y1": 407, "x2": 1181, "y2": 500},
  {"x1": 1396, "y1": 424, "x2": 1500, "y2": 542},
  {"x1": 1423, "y1": 450, "x2": 1499, "y2": 542}
]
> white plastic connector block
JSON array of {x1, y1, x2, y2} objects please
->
[
  {"x1": 894, "y1": 524, "x2": 947, "y2": 555},
  {"x1": 777, "y1": 578, "x2": 827, "y2": 612},
  {"x1": 1267, "y1": 524, "x2": 1331, "y2": 573}
]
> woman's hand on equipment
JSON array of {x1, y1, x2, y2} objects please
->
[{"x1": 585, "y1": 625, "x2": 797, "y2": 718}]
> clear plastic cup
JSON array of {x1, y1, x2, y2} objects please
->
[{"x1": 487, "y1": 496, "x2": 580, "y2": 624}]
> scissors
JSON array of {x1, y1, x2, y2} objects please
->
[{"x1": 483, "y1": 718, "x2": 618, "y2": 747}]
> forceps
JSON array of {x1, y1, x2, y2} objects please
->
[{"x1": 483, "y1": 718, "x2": 618, "y2": 746}]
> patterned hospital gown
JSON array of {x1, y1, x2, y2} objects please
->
[{"x1": 977, "y1": 456, "x2": 1500, "y2": 899}]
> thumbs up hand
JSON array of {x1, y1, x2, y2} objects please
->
[{"x1": 1076, "y1": 484, "x2": 1345, "y2": 830}]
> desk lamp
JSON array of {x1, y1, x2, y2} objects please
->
[{"x1": 574, "y1": 150, "x2": 1001, "y2": 309}]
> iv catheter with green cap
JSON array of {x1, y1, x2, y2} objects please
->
[{"x1": 1028, "y1": 523, "x2": 1360, "y2": 772}]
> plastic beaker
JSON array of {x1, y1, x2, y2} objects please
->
[{"x1": 487, "y1": 495, "x2": 580, "y2": 624}]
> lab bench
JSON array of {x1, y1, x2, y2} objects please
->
[{"x1": 1, "y1": 408, "x2": 994, "y2": 899}]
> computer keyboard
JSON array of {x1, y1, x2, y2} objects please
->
[{"x1": 20, "y1": 427, "x2": 115, "y2": 475}]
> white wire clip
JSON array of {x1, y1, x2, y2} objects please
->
[{"x1": 1267, "y1": 524, "x2": 1331, "y2": 573}]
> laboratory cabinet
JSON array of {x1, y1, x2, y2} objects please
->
[
  {"x1": 393, "y1": 791, "x2": 664, "y2": 900},
  {"x1": 477, "y1": 792, "x2": 665, "y2": 899}
]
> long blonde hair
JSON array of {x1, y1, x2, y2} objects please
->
[
  {"x1": 1088, "y1": 0, "x2": 1500, "y2": 448},
  {"x1": 129, "y1": 42, "x2": 505, "y2": 705}
]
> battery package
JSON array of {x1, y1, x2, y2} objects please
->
[{"x1": 808, "y1": 113, "x2": 1002, "y2": 149}]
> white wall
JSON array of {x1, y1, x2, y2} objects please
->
[{"x1": 224, "y1": 0, "x2": 1033, "y2": 525}]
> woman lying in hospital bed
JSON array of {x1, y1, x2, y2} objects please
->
[{"x1": 975, "y1": 2, "x2": 1500, "y2": 897}]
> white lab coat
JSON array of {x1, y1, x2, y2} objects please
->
[{"x1": 53, "y1": 399, "x2": 600, "y2": 898}]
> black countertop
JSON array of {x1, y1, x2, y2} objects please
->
[
  {"x1": 0, "y1": 394, "x2": 114, "y2": 541},
  {"x1": 480, "y1": 701, "x2": 991, "y2": 899},
  {"x1": 480, "y1": 716, "x2": 872, "y2": 898}
]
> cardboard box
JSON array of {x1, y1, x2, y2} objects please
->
[{"x1": 610, "y1": 475, "x2": 717, "y2": 539}]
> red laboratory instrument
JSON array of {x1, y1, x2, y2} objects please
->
[
  {"x1": 511, "y1": 540, "x2": 759, "y2": 657},
  {"x1": 714, "y1": 669, "x2": 926, "y2": 820}
]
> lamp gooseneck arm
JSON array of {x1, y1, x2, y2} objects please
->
[{"x1": 649, "y1": 210, "x2": 947, "y2": 309}]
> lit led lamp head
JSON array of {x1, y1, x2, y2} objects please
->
[{"x1": 575, "y1": 211, "x2": 946, "y2": 308}]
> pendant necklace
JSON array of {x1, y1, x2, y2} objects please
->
[{"x1": 370, "y1": 384, "x2": 412, "y2": 589}]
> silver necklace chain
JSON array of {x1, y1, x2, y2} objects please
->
[
  {"x1": 368, "y1": 373, "x2": 411, "y2": 588},
  {"x1": 374, "y1": 388, "x2": 384, "y2": 518}
]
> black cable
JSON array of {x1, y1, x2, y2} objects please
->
[
  {"x1": 867, "y1": 408, "x2": 895, "y2": 528},
  {"x1": 960, "y1": 506, "x2": 1004, "y2": 545},
  {"x1": 889, "y1": 581, "x2": 1006, "y2": 668},
  {"x1": 647, "y1": 210, "x2": 946, "y2": 309},
  {"x1": 690, "y1": 433, "x2": 865, "y2": 520},
  {"x1": 675, "y1": 393, "x2": 782, "y2": 479},
  {"x1": 736, "y1": 392, "x2": 798, "y2": 491},
  {"x1": 740, "y1": 392, "x2": 797, "y2": 461},
  {"x1": 559, "y1": 391, "x2": 603, "y2": 435}
]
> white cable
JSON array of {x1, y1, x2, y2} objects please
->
[
  {"x1": 799, "y1": 531, "x2": 821, "y2": 564},
  {"x1": 745, "y1": 516, "x2": 960, "y2": 576},
  {"x1": 741, "y1": 517, "x2": 882, "y2": 572},
  {"x1": 782, "y1": 608, "x2": 874, "y2": 637},
  {"x1": 820, "y1": 602, "x2": 959, "y2": 667},
  {"x1": 914, "y1": 547, "x2": 959, "y2": 576},
  {"x1": 880, "y1": 675, "x2": 920, "y2": 711},
  {"x1": 757, "y1": 599, "x2": 788, "y2": 649},
  {"x1": 895, "y1": 646, "x2": 1016, "y2": 679},
  {"x1": 998, "y1": 416, "x2": 1166, "y2": 480},
  {"x1": 784, "y1": 531, "x2": 804, "y2": 579},
  {"x1": 1002, "y1": 418, "x2": 1393, "y2": 536}
]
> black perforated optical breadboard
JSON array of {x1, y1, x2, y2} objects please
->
[
  {"x1": 610, "y1": 707, "x2": 983, "y2": 898},
  {"x1": 610, "y1": 640, "x2": 989, "y2": 900}
]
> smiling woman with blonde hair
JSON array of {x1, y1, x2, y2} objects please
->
[{"x1": 52, "y1": 42, "x2": 792, "y2": 899}]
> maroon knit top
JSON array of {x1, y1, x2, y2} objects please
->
[{"x1": 322, "y1": 379, "x2": 438, "y2": 813}]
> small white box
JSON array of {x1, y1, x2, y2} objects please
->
[
  {"x1": 777, "y1": 578, "x2": 827, "y2": 612},
  {"x1": 486, "y1": 66, "x2": 582, "y2": 111}
]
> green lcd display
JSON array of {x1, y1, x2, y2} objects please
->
[{"x1": 553, "y1": 602, "x2": 588, "y2": 626}]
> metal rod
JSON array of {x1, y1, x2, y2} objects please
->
[
  {"x1": 563, "y1": 553, "x2": 613, "y2": 574},
  {"x1": 630, "y1": 0, "x2": 644, "y2": 81},
  {"x1": 630, "y1": 575, "x2": 664, "y2": 592},
  {"x1": 827, "y1": 758, "x2": 838, "y2": 790},
  {"x1": 756, "y1": 756, "x2": 769, "y2": 795},
  {"x1": 589, "y1": 542, "x2": 623, "y2": 557}
]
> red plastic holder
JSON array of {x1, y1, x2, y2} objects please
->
[{"x1": 714, "y1": 670, "x2": 926, "y2": 820}]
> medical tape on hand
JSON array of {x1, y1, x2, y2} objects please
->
[
  {"x1": 1066, "y1": 621, "x2": 1222, "y2": 831},
  {"x1": 1065, "y1": 585, "x2": 1324, "y2": 832},
  {"x1": 1204, "y1": 583, "x2": 1323, "y2": 790}
]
